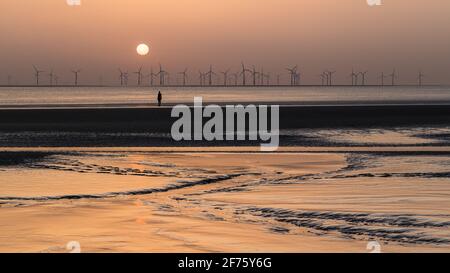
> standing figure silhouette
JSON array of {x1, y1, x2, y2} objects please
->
[{"x1": 157, "y1": 91, "x2": 162, "y2": 107}]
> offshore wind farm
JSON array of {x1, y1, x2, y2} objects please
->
[{"x1": 0, "y1": 63, "x2": 437, "y2": 87}]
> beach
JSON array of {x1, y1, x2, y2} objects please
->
[
  {"x1": 0, "y1": 111, "x2": 450, "y2": 252},
  {"x1": 1, "y1": 149, "x2": 450, "y2": 252},
  {"x1": 1, "y1": 86, "x2": 450, "y2": 252}
]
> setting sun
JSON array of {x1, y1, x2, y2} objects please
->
[{"x1": 136, "y1": 43, "x2": 150, "y2": 56}]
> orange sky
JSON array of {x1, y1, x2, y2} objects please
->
[{"x1": 1, "y1": 0, "x2": 450, "y2": 85}]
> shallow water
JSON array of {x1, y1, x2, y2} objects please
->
[
  {"x1": 1, "y1": 126, "x2": 449, "y2": 147},
  {"x1": 0, "y1": 150, "x2": 449, "y2": 252}
]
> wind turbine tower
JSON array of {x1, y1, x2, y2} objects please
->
[
  {"x1": 240, "y1": 62, "x2": 251, "y2": 86},
  {"x1": 157, "y1": 64, "x2": 166, "y2": 86},
  {"x1": 49, "y1": 69, "x2": 55, "y2": 86},
  {"x1": 178, "y1": 68, "x2": 188, "y2": 86},
  {"x1": 221, "y1": 69, "x2": 230, "y2": 86},
  {"x1": 72, "y1": 69, "x2": 81, "y2": 86},
  {"x1": 205, "y1": 65, "x2": 216, "y2": 86},
  {"x1": 134, "y1": 66, "x2": 143, "y2": 86},
  {"x1": 118, "y1": 69, "x2": 125, "y2": 86},
  {"x1": 198, "y1": 71, "x2": 205, "y2": 86},
  {"x1": 286, "y1": 66, "x2": 298, "y2": 86},
  {"x1": 326, "y1": 70, "x2": 336, "y2": 86},
  {"x1": 350, "y1": 69, "x2": 358, "y2": 86},
  {"x1": 378, "y1": 72, "x2": 387, "y2": 86},
  {"x1": 390, "y1": 69, "x2": 398, "y2": 86},
  {"x1": 418, "y1": 70, "x2": 425, "y2": 86},
  {"x1": 33, "y1": 65, "x2": 44, "y2": 86},
  {"x1": 295, "y1": 71, "x2": 301, "y2": 85},
  {"x1": 360, "y1": 71, "x2": 368, "y2": 86}
]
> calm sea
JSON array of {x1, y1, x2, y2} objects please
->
[{"x1": 1, "y1": 86, "x2": 450, "y2": 108}]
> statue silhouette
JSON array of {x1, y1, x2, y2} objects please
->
[{"x1": 157, "y1": 91, "x2": 162, "y2": 107}]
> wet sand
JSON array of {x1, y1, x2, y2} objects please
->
[
  {"x1": 0, "y1": 150, "x2": 449, "y2": 253},
  {"x1": 1, "y1": 103, "x2": 450, "y2": 252},
  {"x1": 1, "y1": 105, "x2": 450, "y2": 149},
  {"x1": 1, "y1": 105, "x2": 450, "y2": 133}
]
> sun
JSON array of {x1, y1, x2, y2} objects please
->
[{"x1": 136, "y1": 43, "x2": 150, "y2": 56}]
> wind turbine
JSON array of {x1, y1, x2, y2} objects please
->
[
  {"x1": 221, "y1": 69, "x2": 230, "y2": 86},
  {"x1": 326, "y1": 70, "x2": 336, "y2": 86},
  {"x1": 150, "y1": 68, "x2": 157, "y2": 86},
  {"x1": 359, "y1": 71, "x2": 368, "y2": 86},
  {"x1": 33, "y1": 65, "x2": 44, "y2": 86},
  {"x1": 71, "y1": 69, "x2": 81, "y2": 86},
  {"x1": 390, "y1": 69, "x2": 398, "y2": 86},
  {"x1": 378, "y1": 72, "x2": 387, "y2": 86},
  {"x1": 178, "y1": 68, "x2": 188, "y2": 86},
  {"x1": 133, "y1": 66, "x2": 143, "y2": 86},
  {"x1": 319, "y1": 73, "x2": 326, "y2": 86},
  {"x1": 157, "y1": 64, "x2": 167, "y2": 86},
  {"x1": 205, "y1": 65, "x2": 216, "y2": 86},
  {"x1": 418, "y1": 70, "x2": 425, "y2": 86},
  {"x1": 240, "y1": 62, "x2": 251, "y2": 86},
  {"x1": 54, "y1": 75, "x2": 59, "y2": 86},
  {"x1": 198, "y1": 71, "x2": 205, "y2": 86},
  {"x1": 123, "y1": 71, "x2": 129, "y2": 86},
  {"x1": 259, "y1": 68, "x2": 265, "y2": 85},
  {"x1": 118, "y1": 69, "x2": 125, "y2": 86},
  {"x1": 249, "y1": 66, "x2": 260, "y2": 86},
  {"x1": 323, "y1": 70, "x2": 329, "y2": 85},
  {"x1": 144, "y1": 67, "x2": 157, "y2": 86},
  {"x1": 259, "y1": 69, "x2": 270, "y2": 86},
  {"x1": 349, "y1": 69, "x2": 358, "y2": 86},
  {"x1": 7, "y1": 75, "x2": 12, "y2": 86},
  {"x1": 48, "y1": 69, "x2": 55, "y2": 86},
  {"x1": 277, "y1": 74, "x2": 281, "y2": 86},
  {"x1": 286, "y1": 66, "x2": 298, "y2": 86},
  {"x1": 294, "y1": 71, "x2": 301, "y2": 85}
]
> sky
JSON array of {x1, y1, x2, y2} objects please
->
[{"x1": 0, "y1": 0, "x2": 450, "y2": 85}]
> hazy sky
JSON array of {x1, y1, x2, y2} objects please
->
[{"x1": 1, "y1": 0, "x2": 450, "y2": 85}]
